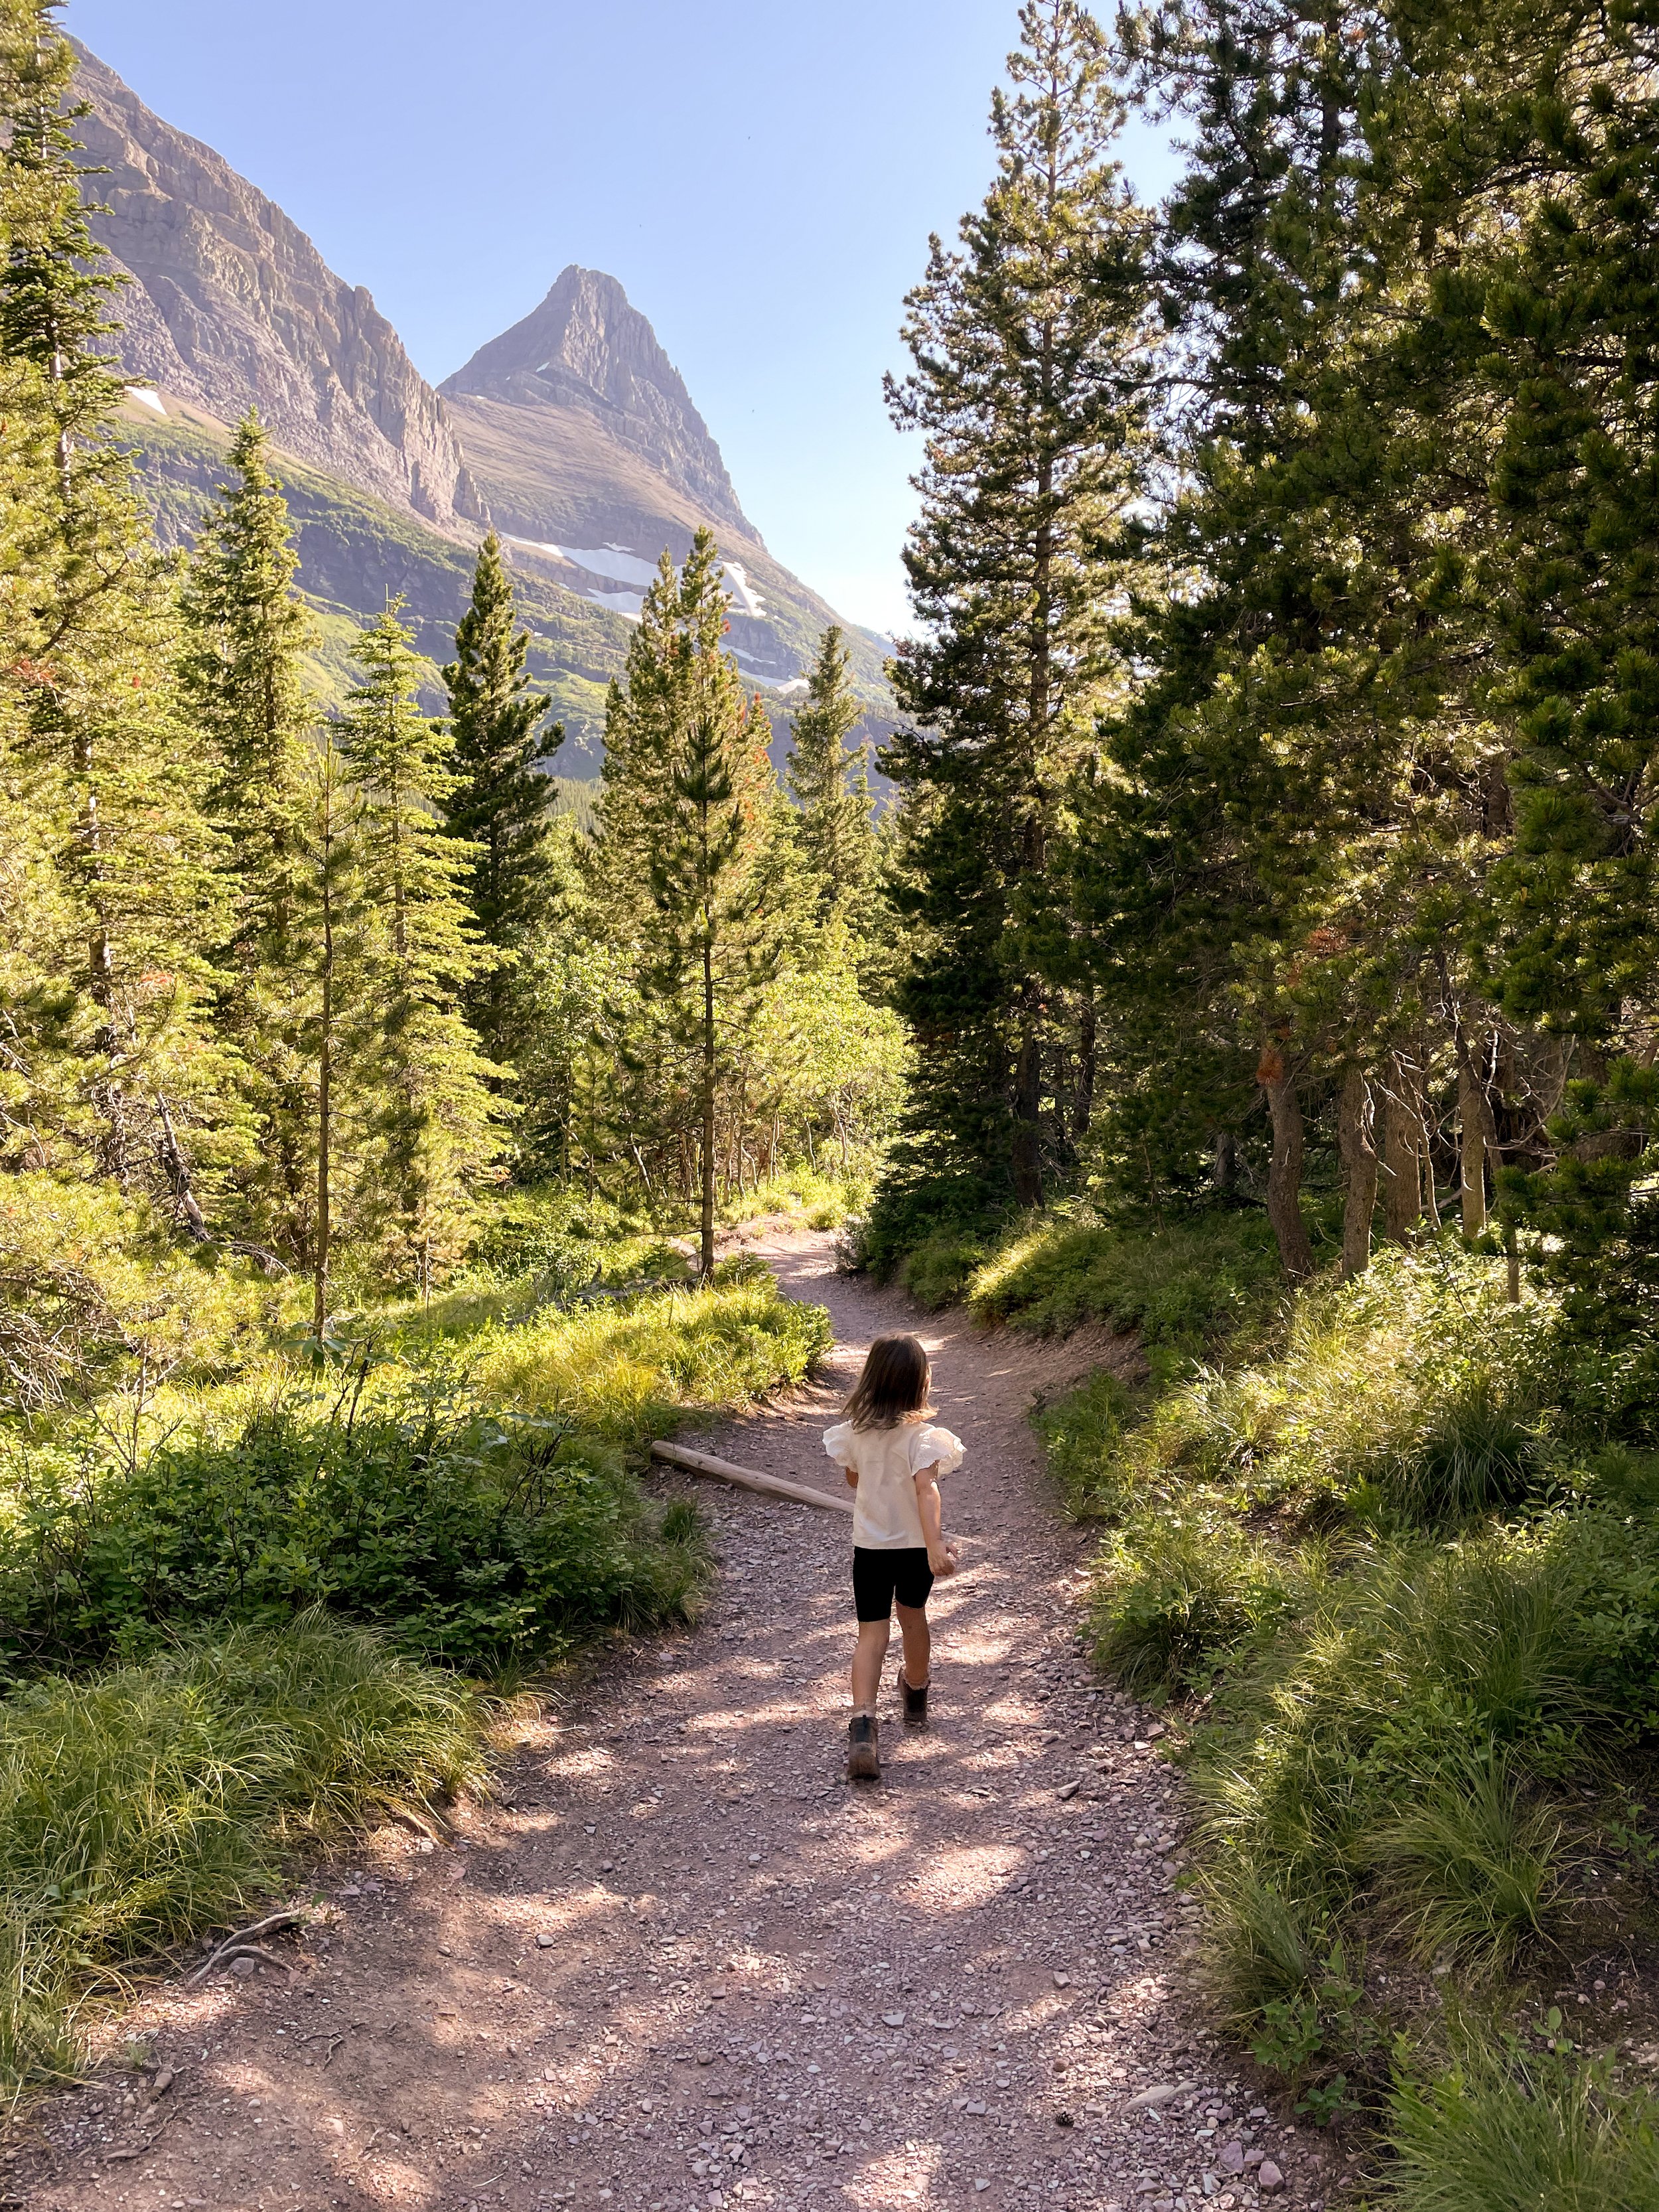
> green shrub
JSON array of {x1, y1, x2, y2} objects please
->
[
  {"x1": 0, "y1": 1175, "x2": 273, "y2": 1412},
  {"x1": 0, "y1": 1613, "x2": 479, "y2": 2083},
  {"x1": 900, "y1": 1230, "x2": 989, "y2": 1310},
  {"x1": 472, "y1": 1279, "x2": 831, "y2": 1443},
  {"x1": 1388, "y1": 2047, "x2": 1659, "y2": 2212},
  {"x1": 847, "y1": 1163, "x2": 1002, "y2": 1290},
  {"x1": 0, "y1": 1406, "x2": 709, "y2": 1676},
  {"x1": 1090, "y1": 1511, "x2": 1314, "y2": 1696},
  {"x1": 709, "y1": 1252, "x2": 776, "y2": 1289},
  {"x1": 966, "y1": 1208, "x2": 1281, "y2": 1354}
]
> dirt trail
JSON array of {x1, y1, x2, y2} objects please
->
[{"x1": 13, "y1": 1233, "x2": 1333, "y2": 2212}]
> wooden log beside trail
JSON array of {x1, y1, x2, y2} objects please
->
[{"x1": 649, "y1": 1439, "x2": 854, "y2": 1516}]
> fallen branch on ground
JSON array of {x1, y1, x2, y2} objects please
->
[
  {"x1": 649, "y1": 1439, "x2": 854, "y2": 1515},
  {"x1": 185, "y1": 1908, "x2": 310, "y2": 1988}
]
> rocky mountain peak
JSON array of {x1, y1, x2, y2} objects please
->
[
  {"x1": 441, "y1": 265, "x2": 755, "y2": 544},
  {"x1": 72, "y1": 40, "x2": 484, "y2": 530}
]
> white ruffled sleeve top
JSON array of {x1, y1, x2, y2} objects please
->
[{"x1": 822, "y1": 1419, "x2": 965, "y2": 1550}]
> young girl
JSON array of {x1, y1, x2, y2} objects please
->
[{"x1": 823, "y1": 1334, "x2": 963, "y2": 1781}]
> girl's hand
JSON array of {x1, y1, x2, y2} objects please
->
[{"x1": 928, "y1": 1543, "x2": 960, "y2": 1577}]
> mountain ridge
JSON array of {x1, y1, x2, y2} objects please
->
[
  {"x1": 72, "y1": 39, "x2": 483, "y2": 532},
  {"x1": 441, "y1": 266, "x2": 755, "y2": 545},
  {"x1": 72, "y1": 42, "x2": 894, "y2": 751}
]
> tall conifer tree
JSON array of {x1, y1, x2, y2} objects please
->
[
  {"x1": 340, "y1": 601, "x2": 498, "y2": 1291},
  {"x1": 786, "y1": 625, "x2": 874, "y2": 923},
  {"x1": 179, "y1": 409, "x2": 319, "y2": 1248},
  {"x1": 885, "y1": 0, "x2": 1153, "y2": 1205},
  {"x1": 441, "y1": 531, "x2": 562, "y2": 1068},
  {"x1": 589, "y1": 530, "x2": 780, "y2": 1276},
  {"x1": 0, "y1": 0, "x2": 229, "y2": 1207}
]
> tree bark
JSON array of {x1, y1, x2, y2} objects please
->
[
  {"x1": 1258, "y1": 1048, "x2": 1315, "y2": 1280},
  {"x1": 1449, "y1": 1020, "x2": 1504, "y2": 1239},
  {"x1": 1457, "y1": 1058, "x2": 1489, "y2": 1234},
  {"x1": 1337, "y1": 1063, "x2": 1378, "y2": 1278},
  {"x1": 1072, "y1": 991, "x2": 1097, "y2": 1142},
  {"x1": 701, "y1": 938, "x2": 717, "y2": 1280},
  {"x1": 1213, "y1": 1129, "x2": 1238, "y2": 1195},
  {"x1": 1382, "y1": 1059, "x2": 1421, "y2": 1242},
  {"x1": 1011, "y1": 1001, "x2": 1044, "y2": 1208}
]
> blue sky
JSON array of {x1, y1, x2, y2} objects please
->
[{"x1": 65, "y1": 0, "x2": 1177, "y2": 636}]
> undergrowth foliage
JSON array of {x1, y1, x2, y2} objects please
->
[
  {"x1": 1010, "y1": 1220, "x2": 1659, "y2": 2187},
  {"x1": 0, "y1": 1613, "x2": 480, "y2": 2085},
  {"x1": 0, "y1": 1239, "x2": 828, "y2": 2080},
  {"x1": 0, "y1": 1278, "x2": 828, "y2": 1678}
]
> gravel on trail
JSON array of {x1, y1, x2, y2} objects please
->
[{"x1": 7, "y1": 1232, "x2": 1334, "y2": 2212}]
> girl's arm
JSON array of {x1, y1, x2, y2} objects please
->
[
  {"x1": 844, "y1": 1465, "x2": 859, "y2": 1491},
  {"x1": 914, "y1": 1462, "x2": 959, "y2": 1576}
]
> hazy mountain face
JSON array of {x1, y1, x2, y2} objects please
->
[
  {"x1": 73, "y1": 42, "x2": 484, "y2": 530},
  {"x1": 74, "y1": 42, "x2": 892, "y2": 741},
  {"x1": 441, "y1": 265, "x2": 755, "y2": 544}
]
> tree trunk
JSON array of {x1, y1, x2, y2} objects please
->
[
  {"x1": 1417, "y1": 1054, "x2": 1443, "y2": 1230},
  {"x1": 1258, "y1": 1048, "x2": 1315, "y2": 1280},
  {"x1": 154, "y1": 1092, "x2": 210, "y2": 1244},
  {"x1": 1458, "y1": 1058, "x2": 1488, "y2": 1234},
  {"x1": 700, "y1": 938, "x2": 716, "y2": 1280},
  {"x1": 313, "y1": 814, "x2": 335, "y2": 1347},
  {"x1": 1382, "y1": 1059, "x2": 1421, "y2": 1242},
  {"x1": 1213, "y1": 1130, "x2": 1237, "y2": 1194},
  {"x1": 1072, "y1": 991, "x2": 1097, "y2": 1142},
  {"x1": 1449, "y1": 1020, "x2": 1504, "y2": 1239},
  {"x1": 1011, "y1": 1001, "x2": 1044, "y2": 1208},
  {"x1": 1337, "y1": 1063, "x2": 1378, "y2": 1278}
]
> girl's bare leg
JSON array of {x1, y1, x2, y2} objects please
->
[
  {"x1": 896, "y1": 1601, "x2": 931, "y2": 1690},
  {"x1": 851, "y1": 1619, "x2": 890, "y2": 1712}
]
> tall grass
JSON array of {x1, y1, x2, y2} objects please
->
[
  {"x1": 1043, "y1": 1221, "x2": 1659, "y2": 2195},
  {"x1": 474, "y1": 1278, "x2": 831, "y2": 1441},
  {"x1": 1089, "y1": 1511, "x2": 1320, "y2": 1696},
  {"x1": 1185, "y1": 1507, "x2": 1659, "y2": 2038},
  {"x1": 1060, "y1": 1244, "x2": 1556, "y2": 1528},
  {"x1": 964, "y1": 1208, "x2": 1282, "y2": 1354},
  {"x1": 0, "y1": 1613, "x2": 480, "y2": 2085},
  {"x1": 1388, "y1": 2047, "x2": 1659, "y2": 2212}
]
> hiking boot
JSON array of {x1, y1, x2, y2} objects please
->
[
  {"x1": 847, "y1": 1713, "x2": 881, "y2": 1781},
  {"x1": 902, "y1": 1674, "x2": 930, "y2": 1726}
]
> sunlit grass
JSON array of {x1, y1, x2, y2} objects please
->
[{"x1": 0, "y1": 1613, "x2": 480, "y2": 2087}]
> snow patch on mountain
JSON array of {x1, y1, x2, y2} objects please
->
[{"x1": 723, "y1": 561, "x2": 767, "y2": 617}]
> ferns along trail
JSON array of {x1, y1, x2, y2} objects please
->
[{"x1": 9, "y1": 2, "x2": 1659, "y2": 2210}]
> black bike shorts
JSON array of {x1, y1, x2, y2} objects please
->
[{"x1": 853, "y1": 1545, "x2": 935, "y2": 1623}]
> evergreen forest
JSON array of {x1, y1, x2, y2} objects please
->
[{"x1": 7, "y1": 0, "x2": 1659, "y2": 2199}]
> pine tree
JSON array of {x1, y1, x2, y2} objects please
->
[
  {"x1": 0, "y1": 0, "x2": 124, "y2": 488},
  {"x1": 0, "y1": 3, "x2": 231, "y2": 1211},
  {"x1": 884, "y1": 0, "x2": 1153, "y2": 1206},
  {"x1": 179, "y1": 408, "x2": 319, "y2": 1250},
  {"x1": 441, "y1": 531, "x2": 563, "y2": 1070},
  {"x1": 293, "y1": 728, "x2": 364, "y2": 1340},
  {"x1": 785, "y1": 626, "x2": 874, "y2": 924},
  {"x1": 1070, "y1": 0, "x2": 1430, "y2": 1275},
  {"x1": 588, "y1": 530, "x2": 780, "y2": 1276},
  {"x1": 339, "y1": 601, "x2": 498, "y2": 1291}
]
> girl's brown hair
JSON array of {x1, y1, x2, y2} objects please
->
[{"x1": 841, "y1": 1335, "x2": 933, "y2": 1430}]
